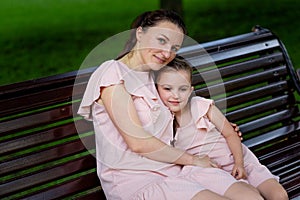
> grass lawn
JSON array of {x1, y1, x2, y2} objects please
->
[{"x1": 1, "y1": 0, "x2": 299, "y2": 85}]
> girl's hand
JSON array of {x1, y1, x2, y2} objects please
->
[
  {"x1": 232, "y1": 164, "x2": 247, "y2": 180},
  {"x1": 231, "y1": 123, "x2": 243, "y2": 141},
  {"x1": 193, "y1": 155, "x2": 220, "y2": 168}
]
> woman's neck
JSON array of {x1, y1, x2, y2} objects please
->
[{"x1": 119, "y1": 52, "x2": 148, "y2": 72}]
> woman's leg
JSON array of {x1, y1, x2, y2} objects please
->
[
  {"x1": 224, "y1": 182, "x2": 264, "y2": 200},
  {"x1": 257, "y1": 178, "x2": 288, "y2": 200},
  {"x1": 192, "y1": 190, "x2": 230, "y2": 200}
]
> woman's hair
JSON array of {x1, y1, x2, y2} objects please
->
[
  {"x1": 155, "y1": 56, "x2": 193, "y2": 83},
  {"x1": 117, "y1": 9, "x2": 187, "y2": 59}
]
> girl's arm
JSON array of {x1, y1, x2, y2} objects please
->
[
  {"x1": 207, "y1": 105, "x2": 247, "y2": 179},
  {"x1": 101, "y1": 84, "x2": 214, "y2": 167}
]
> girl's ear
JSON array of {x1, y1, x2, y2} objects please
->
[{"x1": 189, "y1": 86, "x2": 194, "y2": 96}]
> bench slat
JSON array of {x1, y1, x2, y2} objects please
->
[
  {"x1": 0, "y1": 134, "x2": 95, "y2": 176},
  {"x1": 0, "y1": 119, "x2": 92, "y2": 155},
  {"x1": 21, "y1": 173, "x2": 103, "y2": 200},
  {"x1": 0, "y1": 154, "x2": 97, "y2": 198},
  {"x1": 192, "y1": 52, "x2": 285, "y2": 84}
]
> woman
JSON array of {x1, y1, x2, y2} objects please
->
[
  {"x1": 79, "y1": 9, "x2": 232, "y2": 200},
  {"x1": 155, "y1": 57, "x2": 288, "y2": 200}
]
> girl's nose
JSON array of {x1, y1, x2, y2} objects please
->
[{"x1": 172, "y1": 90, "x2": 179, "y2": 98}]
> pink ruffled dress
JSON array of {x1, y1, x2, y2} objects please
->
[
  {"x1": 78, "y1": 60, "x2": 207, "y2": 200},
  {"x1": 174, "y1": 96, "x2": 279, "y2": 195}
]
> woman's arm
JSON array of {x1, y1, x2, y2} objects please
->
[
  {"x1": 207, "y1": 105, "x2": 247, "y2": 179},
  {"x1": 101, "y1": 84, "x2": 214, "y2": 167}
]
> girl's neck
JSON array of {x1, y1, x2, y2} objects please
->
[{"x1": 174, "y1": 103, "x2": 192, "y2": 127}]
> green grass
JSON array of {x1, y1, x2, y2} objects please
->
[{"x1": 1, "y1": 0, "x2": 300, "y2": 85}]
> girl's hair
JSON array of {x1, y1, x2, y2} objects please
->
[
  {"x1": 116, "y1": 9, "x2": 187, "y2": 59},
  {"x1": 155, "y1": 56, "x2": 193, "y2": 84}
]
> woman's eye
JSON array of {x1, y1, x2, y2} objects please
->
[
  {"x1": 171, "y1": 46, "x2": 179, "y2": 52},
  {"x1": 163, "y1": 87, "x2": 171, "y2": 91},
  {"x1": 158, "y1": 38, "x2": 166, "y2": 44}
]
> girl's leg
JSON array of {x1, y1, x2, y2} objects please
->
[
  {"x1": 192, "y1": 190, "x2": 230, "y2": 200},
  {"x1": 257, "y1": 178, "x2": 288, "y2": 200},
  {"x1": 224, "y1": 182, "x2": 264, "y2": 200}
]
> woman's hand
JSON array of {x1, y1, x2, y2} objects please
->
[
  {"x1": 193, "y1": 155, "x2": 220, "y2": 168},
  {"x1": 231, "y1": 123, "x2": 243, "y2": 140}
]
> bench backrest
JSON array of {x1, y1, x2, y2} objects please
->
[{"x1": 1, "y1": 26, "x2": 299, "y2": 199}]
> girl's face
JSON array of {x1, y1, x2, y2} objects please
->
[
  {"x1": 157, "y1": 69, "x2": 193, "y2": 113},
  {"x1": 135, "y1": 21, "x2": 184, "y2": 71}
]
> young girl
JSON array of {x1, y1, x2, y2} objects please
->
[{"x1": 156, "y1": 57, "x2": 289, "y2": 200}]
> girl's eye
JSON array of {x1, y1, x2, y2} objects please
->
[
  {"x1": 180, "y1": 87, "x2": 189, "y2": 92},
  {"x1": 163, "y1": 87, "x2": 171, "y2": 91}
]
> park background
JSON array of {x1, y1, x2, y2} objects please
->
[{"x1": 1, "y1": 0, "x2": 299, "y2": 86}]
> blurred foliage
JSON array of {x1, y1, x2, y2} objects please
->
[{"x1": 0, "y1": 0, "x2": 299, "y2": 85}]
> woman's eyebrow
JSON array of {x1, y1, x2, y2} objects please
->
[{"x1": 160, "y1": 34, "x2": 170, "y2": 41}]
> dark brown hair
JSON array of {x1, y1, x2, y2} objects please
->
[{"x1": 117, "y1": 9, "x2": 187, "y2": 59}]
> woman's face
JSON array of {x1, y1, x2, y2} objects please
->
[
  {"x1": 157, "y1": 69, "x2": 193, "y2": 114},
  {"x1": 136, "y1": 21, "x2": 184, "y2": 71}
]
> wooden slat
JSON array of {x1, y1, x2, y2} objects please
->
[
  {"x1": 186, "y1": 39, "x2": 280, "y2": 67},
  {"x1": 240, "y1": 107, "x2": 297, "y2": 133},
  {"x1": 0, "y1": 154, "x2": 97, "y2": 198},
  {"x1": 225, "y1": 95, "x2": 289, "y2": 121},
  {"x1": 0, "y1": 135, "x2": 95, "y2": 176},
  {"x1": 192, "y1": 52, "x2": 285, "y2": 84},
  {"x1": 216, "y1": 81, "x2": 289, "y2": 109},
  {"x1": 0, "y1": 104, "x2": 73, "y2": 134},
  {"x1": 23, "y1": 173, "x2": 103, "y2": 200},
  {"x1": 195, "y1": 67, "x2": 288, "y2": 100},
  {"x1": 243, "y1": 122, "x2": 299, "y2": 148},
  {"x1": 0, "y1": 119, "x2": 92, "y2": 156}
]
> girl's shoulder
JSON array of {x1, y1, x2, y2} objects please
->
[
  {"x1": 190, "y1": 96, "x2": 214, "y2": 107},
  {"x1": 190, "y1": 96, "x2": 214, "y2": 117}
]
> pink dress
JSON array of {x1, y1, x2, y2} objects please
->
[
  {"x1": 78, "y1": 60, "x2": 207, "y2": 200},
  {"x1": 174, "y1": 96, "x2": 279, "y2": 195}
]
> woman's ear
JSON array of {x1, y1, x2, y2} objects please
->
[{"x1": 136, "y1": 26, "x2": 143, "y2": 42}]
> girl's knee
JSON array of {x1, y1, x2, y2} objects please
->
[
  {"x1": 265, "y1": 188, "x2": 288, "y2": 200},
  {"x1": 225, "y1": 182, "x2": 263, "y2": 200},
  {"x1": 257, "y1": 179, "x2": 288, "y2": 200}
]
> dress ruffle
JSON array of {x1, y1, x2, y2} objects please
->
[
  {"x1": 78, "y1": 60, "x2": 160, "y2": 121},
  {"x1": 190, "y1": 97, "x2": 216, "y2": 132}
]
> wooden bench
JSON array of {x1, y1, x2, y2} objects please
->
[{"x1": 0, "y1": 26, "x2": 299, "y2": 199}]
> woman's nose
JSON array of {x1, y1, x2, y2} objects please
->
[{"x1": 161, "y1": 49, "x2": 171, "y2": 59}]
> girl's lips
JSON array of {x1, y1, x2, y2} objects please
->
[{"x1": 168, "y1": 101, "x2": 180, "y2": 106}]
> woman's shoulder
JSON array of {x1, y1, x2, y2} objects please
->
[{"x1": 95, "y1": 59, "x2": 127, "y2": 72}]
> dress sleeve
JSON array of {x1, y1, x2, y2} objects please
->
[
  {"x1": 77, "y1": 60, "x2": 126, "y2": 120},
  {"x1": 77, "y1": 60, "x2": 158, "y2": 121},
  {"x1": 190, "y1": 96, "x2": 216, "y2": 132}
]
